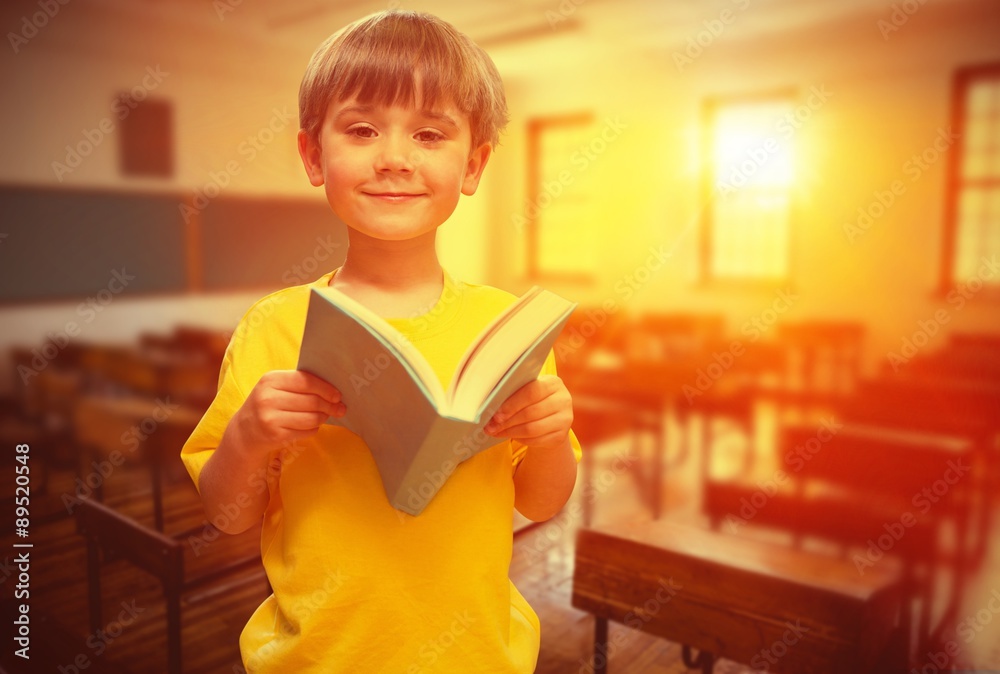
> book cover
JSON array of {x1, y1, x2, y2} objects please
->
[{"x1": 296, "y1": 285, "x2": 576, "y2": 515}]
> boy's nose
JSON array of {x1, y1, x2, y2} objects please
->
[{"x1": 374, "y1": 135, "x2": 415, "y2": 173}]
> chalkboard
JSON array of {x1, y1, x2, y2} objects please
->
[
  {"x1": 0, "y1": 186, "x2": 349, "y2": 303},
  {"x1": 199, "y1": 195, "x2": 347, "y2": 291},
  {"x1": 0, "y1": 185, "x2": 187, "y2": 303}
]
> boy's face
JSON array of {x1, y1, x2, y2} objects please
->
[{"x1": 298, "y1": 94, "x2": 492, "y2": 242}]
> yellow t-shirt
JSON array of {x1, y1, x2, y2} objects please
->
[{"x1": 180, "y1": 269, "x2": 581, "y2": 673}]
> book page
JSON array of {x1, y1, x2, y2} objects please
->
[
  {"x1": 447, "y1": 290, "x2": 574, "y2": 418},
  {"x1": 449, "y1": 286, "x2": 541, "y2": 394}
]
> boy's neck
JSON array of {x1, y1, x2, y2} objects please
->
[{"x1": 331, "y1": 230, "x2": 445, "y2": 316}]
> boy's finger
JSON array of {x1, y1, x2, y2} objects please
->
[
  {"x1": 303, "y1": 374, "x2": 344, "y2": 403},
  {"x1": 490, "y1": 380, "x2": 552, "y2": 424},
  {"x1": 487, "y1": 407, "x2": 565, "y2": 438},
  {"x1": 275, "y1": 370, "x2": 343, "y2": 403},
  {"x1": 280, "y1": 410, "x2": 338, "y2": 431},
  {"x1": 487, "y1": 399, "x2": 555, "y2": 434}
]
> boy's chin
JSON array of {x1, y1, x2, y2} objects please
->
[{"x1": 343, "y1": 222, "x2": 442, "y2": 243}]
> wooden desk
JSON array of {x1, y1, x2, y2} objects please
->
[
  {"x1": 573, "y1": 520, "x2": 904, "y2": 674},
  {"x1": 73, "y1": 394, "x2": 204, "y2": 532}
]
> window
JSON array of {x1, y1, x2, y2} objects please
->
[
  {"x1": 521, "y1": 113, "x2": 596, "y2": 281},
  {"x1": 702, "y1": 94, "x2": 795, "y2": 282},
  {"x1": 942, "y1": 63, "x2": 1000, "y2": 290}
]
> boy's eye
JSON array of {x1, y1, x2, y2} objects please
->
[
  {"x1": 347, "y1": 125, "x2": 376, "y2": 139},
  {"x1": 415, "y1": 130, "x2": 445, "y2": 143}
]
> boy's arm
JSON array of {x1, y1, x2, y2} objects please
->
[
  {"x1": 198, "y1": 370, "x2": 344, "y2": 534},
  {"x1": 485, "y1": 375, "x2": 577, "y2": 522}
]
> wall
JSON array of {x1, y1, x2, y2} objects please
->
[
  {"x1": 487, "y1": 0, "x2": 1000, "y2": 373},
  {"x1": 1, "y1": 0, "x2": 998, "y2": 391}
]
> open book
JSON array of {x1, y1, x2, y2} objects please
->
[{"x1": 297, "y1": 284, "x2": 576, "y2": 515}]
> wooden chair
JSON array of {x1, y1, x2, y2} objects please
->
[
  {"x1": 559, "y1": 310, "x2": 674, "y2": 522},
  {"x1": 903, "y1": 333, "x2": 1000, "y2": 384},
  {"x1": 573, "y1": 520, "x2": 905, "y2": 673},
  {"x1": 774, "y1": 320, "x2": 864, "y2": 397},
  {"x1": 624, "y1": 313, "x2": 725, "y2": 363},
  {"x1": 573, "y1": 395, "x2": 645, "y2": 526},
  {"x1": 75, "y1": 498, "x2": 266, "y2": 674},
  {"x1": 841, "y1": 377, "x2": 997, "y2": 571}
]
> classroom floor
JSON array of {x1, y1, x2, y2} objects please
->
[
  {"x1": 2, "y1": 422, "x2": 998, "y2": 674},
  {"x1": 513, "y1": 427, "x2": 1000, "y2": 674}
]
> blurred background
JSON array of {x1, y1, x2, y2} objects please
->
[{"x1": 0, "y1": 0, "x2": 997, "y2": 672}]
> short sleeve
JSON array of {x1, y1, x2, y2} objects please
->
[
  {"x1": 180, "y1": 344, "x2": 248, "y2": 492},
  {"x1": 511, "y1": 350, "x2": 583, "y2": 472}
]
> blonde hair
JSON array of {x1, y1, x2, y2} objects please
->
[{"x1": 299, "y1": 10, "x2": 509, "y2": 151}]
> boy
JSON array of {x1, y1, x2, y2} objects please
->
[{"x1": 181, "y1": 10, "x2": 581, "y2": 673}]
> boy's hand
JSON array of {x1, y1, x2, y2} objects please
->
[
  {"x1": 484, "y1": 375, "x2": 573, "y2": 450},
  {"x1": 232, "y1": 370, "x2": 345, "y2": 456}
]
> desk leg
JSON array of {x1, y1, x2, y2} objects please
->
[
  {"x1": 151, "y1": 457, "x2": 164, "y2": 532},
  {"x1": 681, "y1": 644, "x2": 715, "y2": 674},
  {"x1": 583, "y1": 436, "x2": 594, "y2": 528},
  {"x1": 652, "y1": 419, "x2": 664, "y2": 520},
  {"x1": 594, "y1": 616, "x2": 609, "y2": 674}
]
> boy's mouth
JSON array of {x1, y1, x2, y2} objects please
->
[{"x1": 363, "y1": 191, "x2": 425, "y2": 202}]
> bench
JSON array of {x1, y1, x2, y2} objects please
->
[{"x1": 572, "y1": 520, "x2": 905, "y2": 674}]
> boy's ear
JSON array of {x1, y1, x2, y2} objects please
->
[
  {"x1": 298, "y1": 129, "x2": 325, "y2": 187},
  {"x1": 461, "y1": 142, "x2": 493, "y2": 196}
]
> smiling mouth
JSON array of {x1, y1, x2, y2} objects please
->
[{"x1": 363, "y1": 192, "x2": 425, "y2": 201}]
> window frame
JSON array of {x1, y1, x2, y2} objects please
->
[
  {"x1": 523, "y1": 111, "x2": 596, "y2": 284},
  {"x1": 939, "y1": 61, "x2": 1000, "y2": 296},
  {"x1": 699, "y1": 88, "x2": 798, "y2": 286}
]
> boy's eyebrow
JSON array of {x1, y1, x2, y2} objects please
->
[
  {"x1": 418, "y1": 110, "x2": 460, "y2": 130},
  {"x1": 332, "y1": 103, "x2": 375, "y2": 124},
  {"x1": 331, "y1": 103, "x2": 460, "y2": 130}
]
